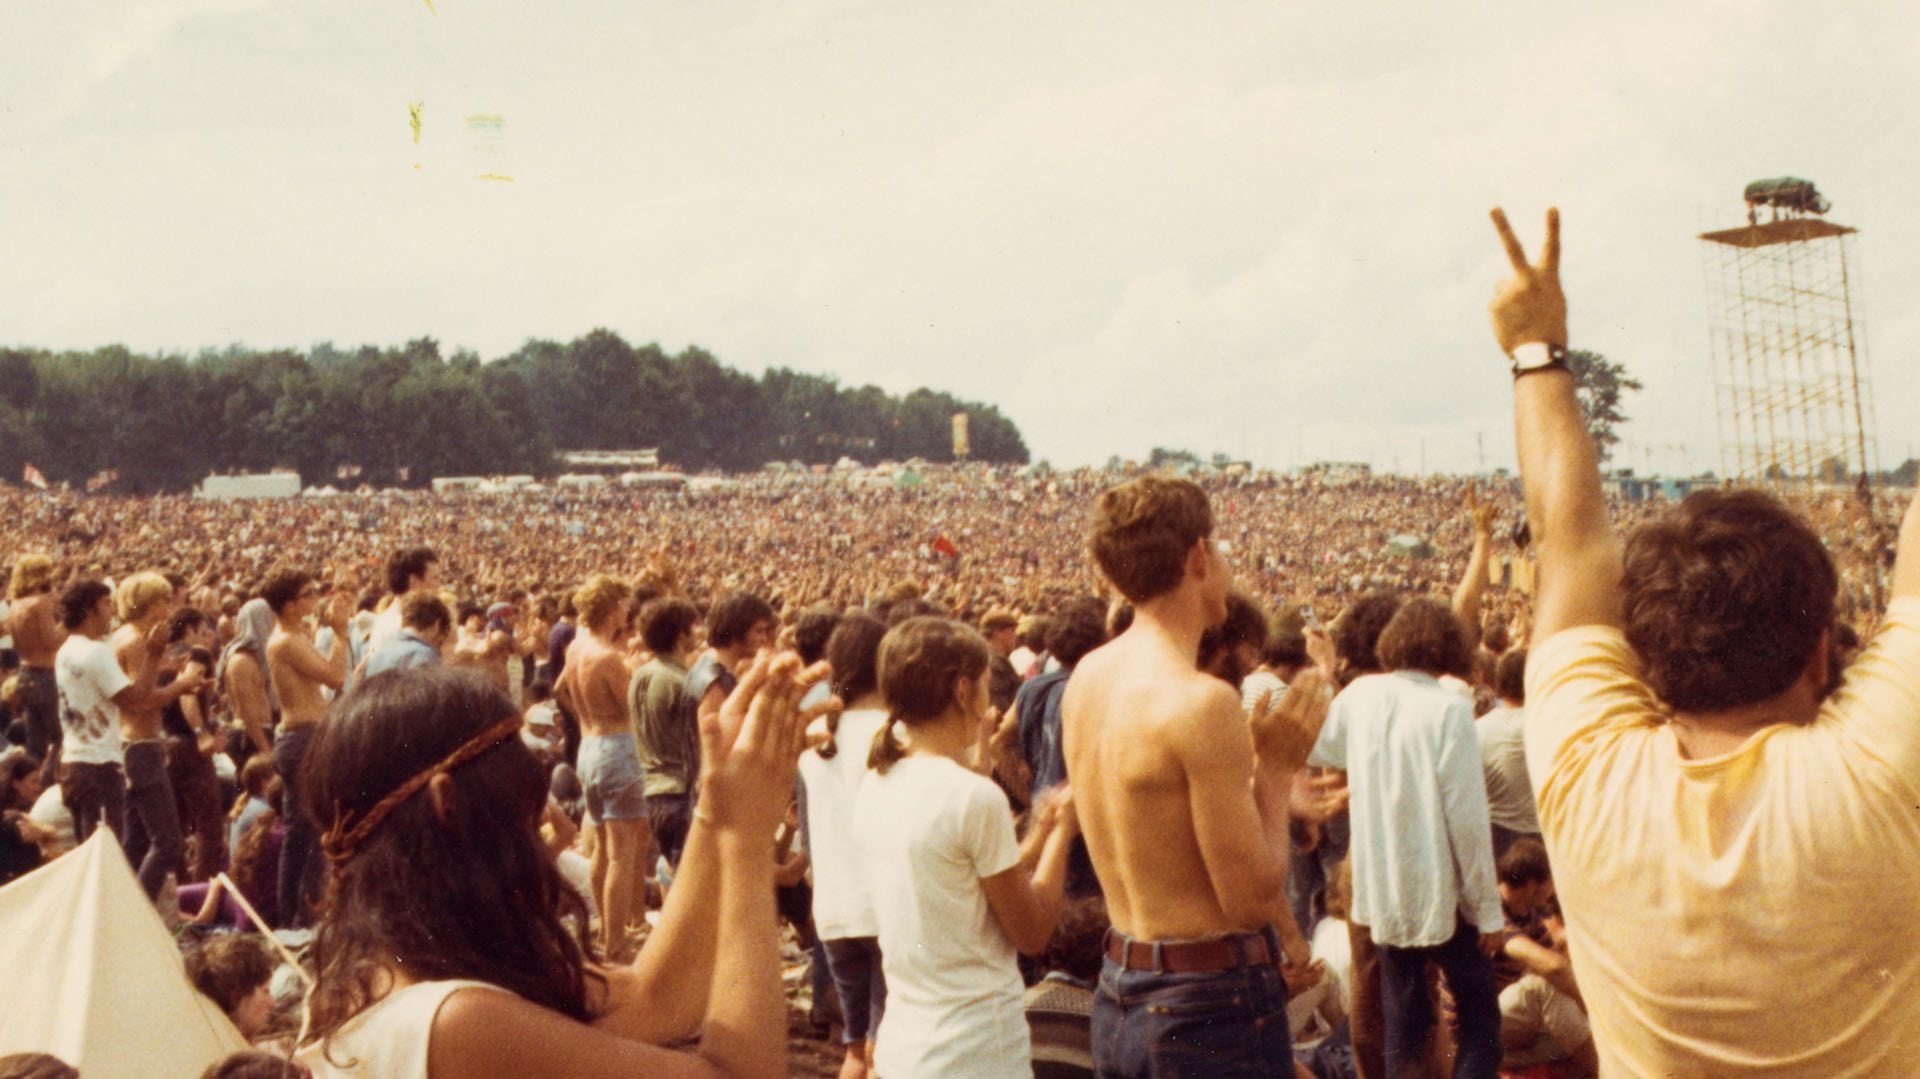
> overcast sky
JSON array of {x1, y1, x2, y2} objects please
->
[{"x1": 4, "y1": 1, "x2": 1916, "y2": 474}]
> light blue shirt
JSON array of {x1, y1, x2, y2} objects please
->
[{"x1": 363, "y1": 629, "x2": 441, "y2": 679}]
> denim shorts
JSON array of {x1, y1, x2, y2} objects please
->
[
  {"x1": 1091, "y1": 932, "x2": 1292, "y2": 1078},
  {"x1": 578, "y1": 733, "x2": 649, "y2": 822}
]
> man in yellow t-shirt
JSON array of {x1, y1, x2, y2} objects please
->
[{"x1": 1487, "y1": 205, "x2": 1920, "y2": 1075}]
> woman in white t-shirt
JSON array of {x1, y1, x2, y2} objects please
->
[
  {"x1": 295, "y1": 657, "x2": 821, "y2": 1078},
  {"x1": 853, "y1": 617, "x2": 1080, "y2": 1078},
  {"x1": 798, "y1": 613, "x2": 890, "y2": 1079}
]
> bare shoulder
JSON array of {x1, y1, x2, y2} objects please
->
[{"x1": 430, "y1": 982, "x2": 690, "y2": 1078}]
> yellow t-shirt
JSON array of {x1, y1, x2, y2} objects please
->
[{"x1": 1525, "y1": 597, "x2": 1920, "y2": 1077}]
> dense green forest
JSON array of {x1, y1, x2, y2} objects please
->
[{"x1": 0, "y1": 332, "x2": 1029, "y2": 493}]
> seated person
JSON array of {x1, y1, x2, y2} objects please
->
[
  {"x1": 1024, "y1": 894, "x2": 1110, "y2": 1079},
  {"x1": 1492, "y1": 839, "x2": 1594, "y2": 1076},
  {"x1": 185, "y1": 935, "x2": 279, "y2": 1041}
]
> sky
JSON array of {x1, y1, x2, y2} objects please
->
[{"x1": 4, "y1": 1, "x2": 1917, "y2": 475}]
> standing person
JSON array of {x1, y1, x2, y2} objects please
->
[
  {"x1": 162, "y1": 607, "x2": 225, "y2": 882},
  {"x1": 111, "y1": 571, "x2": 198, "y2": 899},
  {"x1": 295, "y1": 658, "x2": 819, "y2": 1078},
  {"x1": 54, "y1": 579, "x2": 198, "y2": 846},
  {"x1": 365, "y1": 546, "x2": 441, "y2": 660},
  {"x1": 7, "y1": 555, "x2": 66, "y2": 785},
  {"x1": 1476, "y1": 648, "x2": 1539, "y2": 858},
  {"x1": 979, "y1": 608, "x2": 1021, "y2": 714},
  {"x1": 798, "y1": 613, "x2": 889, "y2": 1079},
  {"x1": 684, "y1": 594, "x2": 775, "y2": 742},
  {"x1": 1061, "y1": 477, "x2": 1330, "y2": 1077},
  {"x1": 363, "y1": 593, "x2": 452, "y2": 678},
  {"x1": 1489, "y1": 206, "x2": 1920, "y2": 1071},
  {"x1": 1308, "y1": 597, "x2": 1504, "y2": 1078},
  {"x1": 264, "y1": 569, "x2": 351, "y2": 927},
  {"x1": 557, "y1": 575, "x2": 649, "y2": 960},
  {"x1": 482, "y1": 602, "x2": 520, "y2": 697},
  {"x1": 628, "y1": 597, "x2": 700, "y2": 871},
  {"x1": 853, "y1": 617, "x2": 1080, "y2": 1079},
  {"x1": 546, "y1": 596, "x2": 580, "y2": 765},
  {"x1": 217, "y1": 599, "x2": 277, "y2": 769}
]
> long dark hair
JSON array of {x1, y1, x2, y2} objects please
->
[
  {"x1": 817, "y1": 613, "x2": 885, "y2": 761},
  {"x1": 301, "y1": 668, "x2": 598, "y2": 1056}
]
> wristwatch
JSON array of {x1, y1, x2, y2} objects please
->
[{"x1": 1510, "y1": 342, "x2": 1569, "y2": 377}]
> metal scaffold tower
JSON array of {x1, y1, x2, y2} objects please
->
[{"x1": 1700, "y1": 177, "x2": 1877, "y2": 488}]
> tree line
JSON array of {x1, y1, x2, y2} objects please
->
[{"x1": 0, "y1": 331, "x2": 1030, "y2": 493}]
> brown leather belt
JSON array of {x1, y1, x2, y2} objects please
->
[{"x1": 1103, "y1": 929, "x2": 1274, "y2": 973}]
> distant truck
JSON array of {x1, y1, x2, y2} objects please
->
[
  {"x1": 194, "y1": 471, "x2": 301, "y2": 500},
  {"x1": 1745, "y1": 177, "x2": 1831, "y2": 221}
]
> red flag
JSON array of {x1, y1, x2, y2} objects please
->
[
  {"x1": 22, "y1": 464, "x2": 47, "y2": 490},
  {"x1": 931, "y1": 534, "x2": 960, "y2": 559}
]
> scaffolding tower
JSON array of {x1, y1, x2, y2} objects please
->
[{"x1": 1700, "y1": 199, "x2": 1877, "y2": 489}]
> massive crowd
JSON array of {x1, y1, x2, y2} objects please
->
[{"x1": 2, "y1": 208, "x2": 1918, "y2": 1078}]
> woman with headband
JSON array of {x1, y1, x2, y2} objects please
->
[{"x1": 295, "y1": 655, "x2": 825, "y2": 1078}]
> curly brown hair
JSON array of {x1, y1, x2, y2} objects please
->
[
  {"x1": 1622, "y1": 489, "x2": 1836, "y2": 712},
  {"x1": 1376, "y1": 597, "x2": 1472, "y2": 679}
]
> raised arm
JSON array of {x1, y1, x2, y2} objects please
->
[
  {"x1": 1453, "y1": 487, "x2": 1495, "y2": 645},
  {"x1": 1489, "y1": 207, "x2": 1622, "y2": 642}
]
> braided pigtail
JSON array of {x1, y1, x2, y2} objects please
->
[
  {"x1": 818, "y1": 708, "x2": 843, "y2": 760},
  {"x1": 868, "y1": 714, "x2": 906, "y2": 773}
]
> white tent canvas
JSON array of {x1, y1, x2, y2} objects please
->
[{"x1": 0, "y1": 830, "x2": 247, "y2": 1076}]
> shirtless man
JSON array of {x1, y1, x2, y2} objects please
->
[
  {"x1": 557, "y1": 574, "x2": 650, "y2": 959},
  {"x1": 109, "y1": 571, "x2": 208, "y2": 899},
  {"x1": 262, "y1": 569, "x2": 350, "y2": 927},
  {"x1": 481, "y1": 602, "x2": 519, "y2": 693},
  {"x1": 7, "y1": 555, "x2": 66, "y2": 784},
  {"x1": 1062, "y1": 476, "x2": 1332, "y2": 1076}
]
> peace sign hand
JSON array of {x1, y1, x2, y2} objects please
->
[{"x1": 1487, "y1": 207, "x2": 1567, "y2": 356}]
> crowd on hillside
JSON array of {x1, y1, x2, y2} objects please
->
[{"x1": 1, "y1": 445, "x2": 1912, "y2": 1077}]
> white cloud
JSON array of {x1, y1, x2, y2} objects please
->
[{"x1": 4, "y1": 1, "x2": 1915, "y2": 472}]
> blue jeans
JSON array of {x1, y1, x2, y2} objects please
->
[
  {"x1": 123, "y1": 739, "x2": 184, "y2": 899},
  {"x1": 1091, "y1": 935, "x2": 1293, "y2": 1078},
  {"x1": 823, "y1": 936, "x2": 887, "y2": 1045},
  {"x1": 1377, "y1": 917, "x2": 1501, "y2": 1079},
  {"x1": 274, "y1": 725, "x2": 325, "y2": 927},
  {"x1": 18, "y1": 668, "x2": 60, "y2": 784}
]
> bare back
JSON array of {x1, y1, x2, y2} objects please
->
[
  {"x1": 1063, "y1": 625, "x2": 1273, "y2": 941},
  {"x1": 8, "y1": 595, "x2": 64, "y2": 668},
  {"x1": 559, "y1": 630, "x2": 630, "y2": 737}
]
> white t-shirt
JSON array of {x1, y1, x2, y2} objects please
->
[
  {"x1": 29, "y1": 784, "x2": 75, "y2": 855},
  {"x1": 798, "y1": 707, "x2": 886, "y2": 940},
  {"x1": 56, "y1": 635, "x2": 130, "y2": 766},
  {"x1": 365, "y1": 602, "x2": 405, "y2": 660},
  {"x1": 853, "y1": 754, "x2": 1027, "y2": 1078},
  {"x1": 1475, "y1": 705, "x2": 1540, "y2": 835},
  {"x1": 1240, "y1": 669, "x2": 1287, "y2": 714}
]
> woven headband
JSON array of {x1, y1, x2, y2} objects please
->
[{"x1": 321, "y1": 713, "x2": 525, "y2": 864}]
